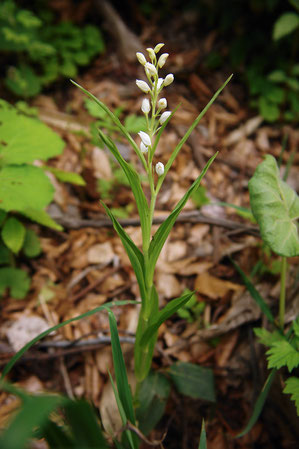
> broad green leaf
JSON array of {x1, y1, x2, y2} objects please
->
[
  {"x1": 0, "y1": 242, "x2": 11, "y2": 265},
  {"x1": 237, "y1": 370, "x2": 276, "y2": 437},
  {"x1": 38, "y1": 420, "x2": 74, "y2": 449},
  {"x1": 0, "y1": 210, "x2": 7, "y2": 226},
  {"x1": 1, "y1": 299, "x2": 136, "y2": 379},
  {"x1": 21, "y1": 208, "x2": 63, "y2": 231},
  {"x1": 198, "y1": 420, "x2": 207, "y2": 449},
  {"x1": 273, "y1": 12, "x2": 299, "y2": 40},
  {"x1": 134, "y1": 285, "x2": 159, "y2": 382},
  {"x1": 99, "y1": 130, "x2": 150, "y2": 244},
  {"x1": 64, "y1": 400, "x2": 109, "y2": 448},
  {"x1": 249, "y1": 155, "x2": 299, "y2": 257},
  {"x1": 1, "y1": 217, "x2": 25, "y2": 253},
  {"x1": 0, "y1": 165, "x2": 55, "y2": 213},
  {"x1": 283, "y1": 376, "x2": 299, "y2": 415},
  {"x1": 232, "y1": 260, "x2": 275, "y2": 323},
  {"x1": 0, "y1": 388, "x2": 64, "y2": 449},
  {"x1": 140, "y1": 290, "x2": 195, "y2": 347},
  {"x1": 258, "y1": 96, "x2": 280, "y2": 121},
  {"x1": 23, "y1": 228, "x2": 41, "y2": 258},
  {"x1": 266, "y1": 340, "x2": 299, "y2": 372},
  {"x1": 5, "y1": 64, "x2": 42, "y2": 98},
  {"x1": 124, "y1": 114, "x2": 147, "y2": 133},
  {"x1": 156, "y1": 75, "x2": 232, "y2": 189},
  {"x1": 148, "y1": 154, "x2": 217, "y2": 281},
  {"x1": 168, "y1": 362, "x2": 215, "y2": 402},
  {"x1": 0, "y1": 99, "x2": 64, "y2": 165},
  {"x1": 102, "y1": 203, "x2": 146, "y2": 301},
  {"x1": 43, "y1": 166, "x2": 86, "y2": 186},
  {"x1": 0, "y1": 267, "x2": 30, "y2": 299},
  {"x1": 136, "y1": 371, "x2": 170, "y2": 436}
]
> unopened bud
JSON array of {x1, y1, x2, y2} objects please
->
[
  {"x1": 164, "y1": 74, "x2": 174, "y2": 86},
  {"x1": 158, "y1": 98, "x2": 167, "y2": 109},
  {"x1": 145, "y1": 62, "x2": 157, "y2": 77},
  {"x1": 136, "y1": 52, "x2": 147, "y2": 66},
  {"x1": 154, "y1": 43, "x2": 165, "y2": 53},
  {"x1": 155, "y1": 162, "x2": 164, "y2": 176},
  {"x1": 140, "y1": 142, "x2": 148, "y2": 154},
  {"x1": 141, "y1": 98, "x2": 151, "y2": 114},
  {"x1": 138, "y1": 131, "x2": 151, "y2": 147},
  {"x1": 160, "y1": 111, "x2": 171, "y2": 124},
  {"x1": 146, "y1": 47, "x2": 156, "y2": 60},
  {"x1": 157, "y1": 78, "x2": 164, "y2": 90},
  {"x1": 136, "y1": 79, "x2": 150, "y2": 93},
  {"x1": 158, "y1": 53, "x2": 169, "y2": 68}
]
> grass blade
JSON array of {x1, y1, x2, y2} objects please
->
[
  {"x1": 232, "y1": 259, "x2": 275, "y2": 323},
  {"x1": 236, "y1": 369, "x2": 276, "y2": 437},
  {"x1": 1, "y1": 300, "x2": 136, "y2": 379},
  {"x1": 198, "y1": 420, "x2": 207, "y2": 449}
]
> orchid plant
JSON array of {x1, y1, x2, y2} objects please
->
[{"x1": 72, "y1": 44, "x2": 231, "y2": 388}]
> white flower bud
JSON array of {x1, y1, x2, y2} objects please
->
[
  {"x1": 158, "y1": 53, "x2": 169, "y2": 68},
  {"x1": 160, "y1": 111, "x2": 171, "y2": 124},
  {"x1": 140, "y1": 142, "x2": 148, "y2": 154},
  {"x1": 138, "y1": 131, "x2": 151, "y2": 147},
  {"x1": 164, "y1": 73, "x2": 174, "y2": 86},
  {"x1": 146, "y1": 47, "x2": 156, "y2": 60},
  {"x1": 157, "y1": 78, "x2": 164, "y2": 90},
  {"x1": 145, "y1": 62, "x2": 157, "y2": 77},
  {"x1": 158, "y1": 98, "x2": 167, "y2": 109},
  {"x1": 141, "y1": 98, "x2": 151, "y2": 114},
  {"x1": 136, "y1": 52, "x2": 147, "y2": 66},
  {"x1": 136, "y1": 79, "x2": 150, "y2": 93},
  {"x1": 154, "y1": 43, "x2": 165, "y2": 53},
  {"x1": 155, "y1": 162, "x2": 164, "y2": 176}
]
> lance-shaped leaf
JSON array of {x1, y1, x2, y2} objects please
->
[
  {"x1": 71, "y1": 80, "x2": 147, "y2": 169},
  {"x1": 99, "y1": 130, "x2": 150, "y2": 246},
  {"x1": 249, "y1": 155, "x2": 299, "y2": 257},
  {"x1": 140, "y1": 290, "x2": 195, "y2": 347},
  {"x1": 102, "y1": 202, "x2": 147, "y2": 301},
  {"x1": 148, "y1": 154, "x2": 217, "y2": 281}
]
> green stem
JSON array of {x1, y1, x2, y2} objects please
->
[{"x1": 279, "y1": 256, "x2": 287, "y2": 330}]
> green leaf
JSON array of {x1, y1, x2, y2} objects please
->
[
  {"x1": 0, "y1": 267, "x2": 30, "y2": 299},
  {"x1": 0, "y1": 242, "x2": 11, "y2": 265},
  {"x1": 140, "y1": 290, "x2": 195, "y2": 347},
  {"x1": 237, "y1": 370, "x2": 276, "y2": 437},
  {"x1": 148, "y1": 153, "x2": 217, "y2": 282},
  {"x1": 0, "y1": 210, "x2": 7, "y2": 226},
  {"x1": 23, "y1": 228, "x2": 41, "y2": 258},
  {"x1": 0, "y1": 165, "x2": 55, "y2": 213},
  {"x1": 1, "y1": 299, "x2": 136, "y2": 379},
  {"x1": 267, "y1": 340, "x2": 299, "y2": 372},
  {"x1": 0, "y1": 99, "x2": 64, "y2": 165},
  {"x1": 124, "y1": 115, "x2": 147, "y2": 133},
  {"x1": 254, "y1": 328, "x2": 284, "y2": 347},
  {"x1": 1, "y1": 217, "x2": 25, "y2": 253},
  {"x1": 38, "y1": 420, "x2": 74, "y2": 449},
  {"x1": 5, "y1": 64, "x2": 42, "y2": 98},
  {"x1": 283, "y1": 376, "x2": 299, "y2": 415},
  {"x1": 232, "y1": 260, "x2": 275, "y2": 323},
  {"x1": 168, "y1": 362, "x2": 215, "y2": 402},
  {"x1": 102, "y1": 203, "x2": 146, "y2": 301},
  {"x1": 198, "y1": 420, "x2": 207, "y2": 449},
  {"x1": 21, "y1": 208, "x2": 63, "y2": 231},
  {"x1": 99, "y1": 130, "x2": 150, "y2": 245},
  {"x1": 108, "y1": 311, "x2": 139, "y2": 449},
  {"x1": 136, "y1": 371, "x2": 171, "y2": 436},
  {"x1": 0, "y1": 387, "x2": 64, "y2": 449},
  {"x1": 64, "y1": 400, "x2": 108, "y2": 448},
  {"x1": 248, "y1": 154, "x2": 299, "y2": 257},
  {"x1": 43, "y1": 166, "x2": 86, "y2": 186},
  {"x1": 273, "y1": 12, "x2": 299, "y2": 40},
  {"x1": 258, "y1": 96, "x2": 280, "y2": 121}
]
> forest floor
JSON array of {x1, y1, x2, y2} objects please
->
[{"x1": 0, "y1": 5, "x2": 298, "y2": 449}]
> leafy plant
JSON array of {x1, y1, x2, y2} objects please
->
[
  {"x1": 235, "y1": 154, "x2": 299, "y2": 435},
  {"x1": 0, "y1": 99, "x2": 85, "y2": 299},
  {"x1": 0, "y1": 0, "x2": 105, "y2": 97}
]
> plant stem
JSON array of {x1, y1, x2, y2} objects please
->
[{"x1": 279, "y1": 256, "x2": 287, "y2": 330}]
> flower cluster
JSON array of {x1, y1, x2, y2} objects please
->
[{"x1": 136, "y1": 43, "x2": 174, "y2": 177}]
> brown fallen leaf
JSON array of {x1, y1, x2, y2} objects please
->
[{"x1": 195, "y1": 272, "x2": 242, "y2": 300}]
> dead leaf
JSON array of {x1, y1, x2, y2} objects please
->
[
  {"x1": 87, "y1": 241, "x2": 115, "y2": 265},
  {"x1": 6, "y1": 316, "x2": 49, "y2": 352},
  {"x1": 195, "y1": 272, "x2": 242, "y2": 300}
]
